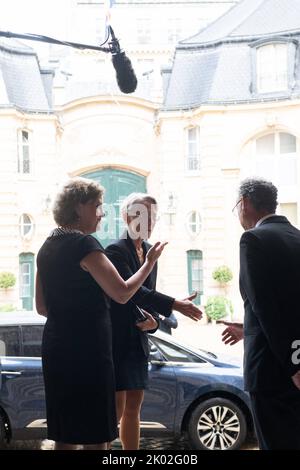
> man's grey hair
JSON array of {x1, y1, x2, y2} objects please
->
[
  {"x1": 120, "y1": 193, "x2": 157, "y2": 218},
  {"x1": 238, "y1": 178, "x2": 278, "y2": 213}
]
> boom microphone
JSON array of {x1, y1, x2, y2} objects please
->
[
  {"x1": 0, "y1": 28, "x2": 138, "y2": 93},
  {"x1": 112, "y1": 52, "x2": 138, "y2": 94},
  {"x1": 109, "y1": 27, "x2": 137, "y2": 94}
]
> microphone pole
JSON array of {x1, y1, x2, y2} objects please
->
[
  {"x1": 0, "y1": 30, "x2": 112, "y2": 53},
  {"x1": 0, "y1": 28, "x2": 138, "y2": 93}
]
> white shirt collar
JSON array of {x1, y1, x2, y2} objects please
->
[{"x1": 255, "y1": 213, "x2": 277, "y2": 228}]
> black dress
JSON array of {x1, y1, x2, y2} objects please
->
[
  {"x1": 37, "y1": 232, "x2": 117, "y2": 445},
  {"x1": 105, "y1": 233, "x2": 175, "y2": 392}
]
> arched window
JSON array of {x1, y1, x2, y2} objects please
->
[
  {"x1": 254, "y1": 132, "x2": 297, "y2": 186},
  {"x1": 187, "y1": 250, "x2": 203, "y2": 305},
  {"x1": 19, "y1": 214, "x2": 34, "y2": 239},
  {"x1": 242, "y1": 131, "x2": 297, "y2": 189},
  {"x1": 186, "y1": 211, "x2": 201, "y2": 235},
  {"x1": 257, "y1": 43, "x2": 288, "y2": 92}
]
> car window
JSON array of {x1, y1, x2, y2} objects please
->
[
  {"x1": 0, "y1": 326, "x2": 20, "y2": 356},
  {"x1": 151, "y1": 337, "x2": 206, "y2": 363},
  {"x1": 21, "y1": 325, "x2": 44, "y2": 357}
]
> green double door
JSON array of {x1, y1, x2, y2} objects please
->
[{"x1": 81, "y1": 168, "x2": 146, "y2": 247}]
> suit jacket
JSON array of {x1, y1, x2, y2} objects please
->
[
  {"x1": 105, "y1": 233, "x2": 175, "y2": 360},
  {"x1": 240, "y1": 215, "x2": 300, "y2": 392}
]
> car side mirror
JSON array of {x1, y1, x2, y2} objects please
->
[{"x1": 149, "y1": 344, "x2": 165, "y2": 366}]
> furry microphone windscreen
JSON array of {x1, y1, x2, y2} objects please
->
[{"x1": 112, "y1": 51, "x2": 138, "y2": 94}]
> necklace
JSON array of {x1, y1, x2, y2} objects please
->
[
  {"x1": 136, "y1": 245, "x2": 144, "y2": 264},
  {"x1": 49, "y1": 227, "x2": 84, "y2": 237}
]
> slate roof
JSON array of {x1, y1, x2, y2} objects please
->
[
  {"x1": 164, "y1": 0, "x2": 300, "y2": 110},
  {"x1": 0, "y1": 38, "x2": 53, "y2": 112}
]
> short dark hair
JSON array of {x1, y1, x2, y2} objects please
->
[{"x1": 238, "y1": 178, "x2": 278, "y2": 213}]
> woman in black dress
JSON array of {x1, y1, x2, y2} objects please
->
[
  {"x1": 105, "y1": 193, "x2": 202, "y2": 450},
  {"x1": 35, "y1": 178, "x2": 167, "y2": 450}
]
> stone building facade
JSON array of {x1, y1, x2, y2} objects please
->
[{"x1": 1, "y1": 0, "x2": 299, "y2": 318}]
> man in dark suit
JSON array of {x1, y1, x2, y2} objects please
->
[
  {"x1": 105, "y1": 193, "x2": 202, "y2": 449},
  {"x1": 221, "y1": 178, "x2": 300, "y2": 449}
]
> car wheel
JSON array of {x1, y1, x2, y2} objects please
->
[
  {"x1": 187, "y1": 397, "x2": 247, "y2": 450},
  {"x1": 0, "y1": 414, "x2": 7, "y2": 443}
]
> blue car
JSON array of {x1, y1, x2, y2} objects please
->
[{"x1": 0, "y1": 312, "x2": 254, "y2": 450}]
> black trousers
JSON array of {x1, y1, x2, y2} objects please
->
[{"x1": 250, "y1": 387, "x2": 300, "y2": 450}]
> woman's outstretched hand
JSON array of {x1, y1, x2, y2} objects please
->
[
  {"x1": 146, "y1": 242, "x2": 168, "y2": 265},
  {"x1": 173, "y1": 296, "x2": 203, "y2": 322}
]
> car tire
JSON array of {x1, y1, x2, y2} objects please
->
[
  {"x1": 187, "y1": 397, "x2": 247, "y2": 450},
  {"x1": 0, "y1": 414, "x2": 7, "y2": 443}
]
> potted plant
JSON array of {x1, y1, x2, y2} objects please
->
[
  {"x1": 212, "y1": 265, "x2": 233, "y2": 287},
  {"x1": 204, "y1": 295, "x2": 233, "y2": 324},
  {"x1": 0, "y1": 304, "x2": 15, "y2": 312},
  {"x1": 0, "y1": 272, "x2": 16, "y2": 290}
]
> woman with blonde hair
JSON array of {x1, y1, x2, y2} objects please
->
[
  {"x1": 35, "y1": 178, "x2": 167, "y2": 450},
  {"x1": 106, "y1": 192, "x2": 202, "y2": 450}
]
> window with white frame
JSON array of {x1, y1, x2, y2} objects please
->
[
  {"x1": 186, "y1": 211, "x2": 201, "y2": 235},
  {"x1": 257, "y1": 43, "x2": 288, "y2": 93},
  {"x1": 186, "y1": 127, "x2": 200, "y2": 171},
  {"x1": 18, "y1": 130, "x2": 31, "y2": 174},
  {"x1": 187, "y1": 250, "x2": 203, "y2": 305},
  {"x1": 254, "y1": 132, "x2": 297, "y2": 187},
  {"x1": 137, "y1": 18, "x2": 151, "y2": 44},
  {"x1": 167, "y1": 18, "x2": 182, "y2": 44},
  {"x1": 19, "y1": 214, "x2": 34, "y2": 239},
  {"x1": 19, "y1": 262, "x2": 31, "y2": 298}
]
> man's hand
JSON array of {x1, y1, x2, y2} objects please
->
[
  {"x1": 136, "y1": 311, "x2": 158, "y2": 332},
  {"x1": 218, "y1": 321, "x2": 244, "y2": 345},
  {"x1": 292, "y1": 370, "x2": 300, "y2": 390},
  {"x1": 173, "y1": 297, "x2": 202, "y2": 321}
]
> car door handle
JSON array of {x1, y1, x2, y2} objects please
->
[{"x1": 1, "y1": 371, "x2": 22, "y2": 376}]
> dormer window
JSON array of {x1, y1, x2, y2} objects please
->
[{"x1": 257, "y1": 43, "x2": 288, "y2": 93}]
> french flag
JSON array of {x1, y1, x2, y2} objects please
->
[{"x1": 104, "y1": 0, "x2": 116, "y2": 30}]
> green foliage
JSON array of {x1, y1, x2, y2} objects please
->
[
  {"x1": 0, "y1": 272, "x2": 16, "y2": 289},
  {"x1": 212, "y1": 265, "x2": 233, "y2": 284},
  {"x1": 0, "y1": 304, "x2": 15, "y2": 312},
  {"x1": 205, "y1": 296, "x2": 233, "y2": 321}
]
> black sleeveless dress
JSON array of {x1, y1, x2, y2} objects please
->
[{"x1": 37, "y1": 232, "x2": 117, "y2": 444}]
